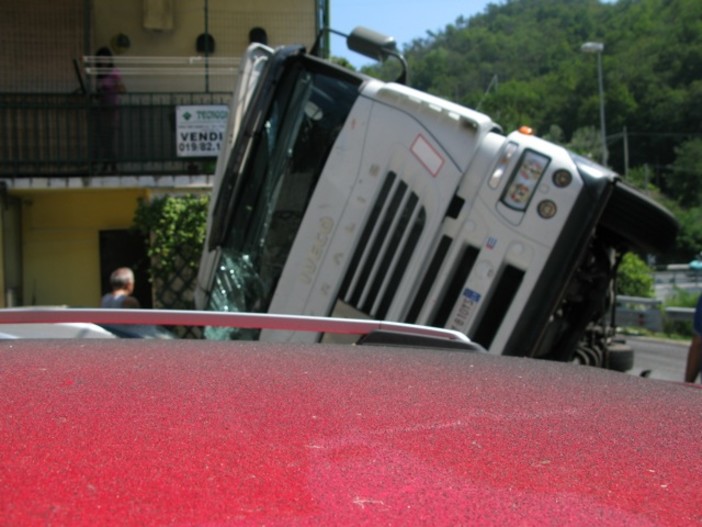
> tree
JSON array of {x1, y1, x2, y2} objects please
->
[
  {"x1": 329, "y1": 56, "x2": 356, "y2": 71},
  {"x1": 616, "y1": 252, "x2": 654, "y2": 297},
  {"x1": 669, "y1": 138, "x2": 702, "y2": 207},
  {"x1": 668, "y1": 204, "x2": 702, "y2": 260},
  {"x1": 566, "y1": 126, "x2": 601, "y2": 160}
]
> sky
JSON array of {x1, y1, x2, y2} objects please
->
[{"x1": 329, "y1": 0, "x2": 501, "y2": 68}]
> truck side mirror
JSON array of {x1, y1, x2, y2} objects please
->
[
  {"x1": 347, "y1": 27, "x2": 408, "y2": 84},
  {"x1": 311, "y1": 26, "x2": 409, "y2": 84},
  {"x1": 346, "y1": 27, "x2": 398, "y2": 61}
]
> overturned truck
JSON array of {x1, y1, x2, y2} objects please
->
[{"x1": 196, "y1": 28, "x2": 678, "y2": 370}]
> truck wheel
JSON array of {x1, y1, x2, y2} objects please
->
[
  {"x1": 573, "y1": 345, "x2": 603, "y2": 367},
  {"x1": 599, "y1": 183, "x2": 678, "y2": 254},
  {"x1": 606, "y1": 342, "x2": 634, "y2": 372}
]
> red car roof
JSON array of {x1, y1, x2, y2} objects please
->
[{"x1": 2, "y1": 339, "x2": 700, "y2": 525}]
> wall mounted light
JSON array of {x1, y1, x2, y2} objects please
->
[
  {"x1": 249, "y1": 27, "x2": 268, "y2": 45},
  {"x1": 196, "y1": 33, "x2": 215, "y2": 54},
  {"x1": 110, "y1": 33, "x2": 131, "y2": 54}
]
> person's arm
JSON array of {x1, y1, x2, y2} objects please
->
[
  {"x1": 686, "y1": 296, "x2": 702, "y2": 382},
  {"x1": 685, "y1": 334, "x2": 702, "y2": 383}
]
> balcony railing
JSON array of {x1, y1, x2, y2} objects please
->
[{"x1": 0, "y1": 92, "x2": 230, "y2": 178}]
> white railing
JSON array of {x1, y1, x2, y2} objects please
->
[{"x1": 0, "y1": 308, "x2": 471, "y2": 344}]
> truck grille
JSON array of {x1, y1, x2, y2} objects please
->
[
  {"x1": 338, "y1": 168, "x2": 524, "y2": 350},
  {"x1": 339, "y1": 171, "x2": 426, "y2": 318}
]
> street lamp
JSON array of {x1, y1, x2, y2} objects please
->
[{"x1": 581, "y1": 41, "x2": 607, "y2": 166}]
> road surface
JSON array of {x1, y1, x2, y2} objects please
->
[{"x1": 624, "y1": 335, "x2": 689, "y2": 382}]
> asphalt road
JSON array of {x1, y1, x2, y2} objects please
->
[
  {"x1": 627, "y1": 268, "x2": 695, "y2": 382},
  {"x1": 624, "y1": 335, "x2": 689, "y2": 382}
]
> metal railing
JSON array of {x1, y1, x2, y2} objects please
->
[
  {"x1": 616, "y1": 296, "x2": 664, "y2": 332},
  {"x1": 616, "y1": 295, "x2": 695, "y2": 332},
  {"x1": 0, "y1": 92, "x2": 230, "y2": 177},
  {"x1": 0, "y1": 308, "x2": 475, "y2": 345}
]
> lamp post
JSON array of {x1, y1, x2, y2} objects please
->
[{"x1": 581, "y1": 41, "x2": 607, "y2": 166}]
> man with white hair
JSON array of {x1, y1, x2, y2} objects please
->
[{"x1": 101, "y1": 267, "x2": 140, "y2": 308}]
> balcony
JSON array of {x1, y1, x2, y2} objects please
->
[{"x1": 0, "y1": 92, "x2": 230, "y2": 179}]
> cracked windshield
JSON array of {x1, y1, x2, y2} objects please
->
[{"x1": 206, "y1": 61, "x2": 359, "y2": 338}]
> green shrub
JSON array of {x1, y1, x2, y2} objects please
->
[
  {"x1": 133, "y1": 194, "x2": 209, "y2": 283},
  {"x1": 616, "y1": 252, "x2": 654, "y2": 297}
]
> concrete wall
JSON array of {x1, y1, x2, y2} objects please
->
[
  {"x1": 94, "y1": 0, "x2": 317, "y2": 55},
  {"x1": 92, "y1": 0, "x2": 318, "y2": 92},
  {"x1": 2, "y1": 0, "x2": 319, "y2": 93},
  {"x1": 0, "y1": 0, "x2": 85, "y2": 92}
]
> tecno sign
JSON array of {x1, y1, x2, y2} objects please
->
[{"x1": 175, "y1": 105, "x2": 229, "y2": 158}]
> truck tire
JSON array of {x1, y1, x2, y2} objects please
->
[
  {"x1": 599, "y1": 183, "x2": 678, "y2": 254},
  {"x1": 606, "y1": 342, "x2": 635, "y2": 372}
]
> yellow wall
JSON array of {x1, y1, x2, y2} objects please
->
[
  {"x1": 93, "y1": 0, "x2": 318, "y2": 92},
  {"x1": 16, "y1": 188, "x2": 148, "y2": 307}
]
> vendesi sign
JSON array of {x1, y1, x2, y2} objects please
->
[{"x1": 175, "y1": 105, "x2": 229, "y2": 157}]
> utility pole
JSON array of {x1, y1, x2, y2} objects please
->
[{"x1": 581, "y1": 42, "x2": 607, "y2": 166}]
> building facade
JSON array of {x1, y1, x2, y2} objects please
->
[{"x1": 0, "y1": 0, "x2": 325, "y2": 308}]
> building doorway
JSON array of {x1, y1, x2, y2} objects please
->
[
  {"x1": 2, "y1": 195, "x2": 23, "y2": 306},
  {"x1": 99, "y1": 229, "x2": 152, "y2": 308}
]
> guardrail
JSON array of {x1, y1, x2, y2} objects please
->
[
  {"x1": 616, "y1": 296, "x2": 663, "y2": 332},
  {"x1": 615, "y1": 295, "x2": 695, "y2": 332},
  {"x1": 661, "y1": 263, "x2": 702, "y2": 285},
  {"x1": 664, "y1": 306, "x2": 696, "y2": 323}
]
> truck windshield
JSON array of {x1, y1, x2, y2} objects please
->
[{"x1": 205, "y1": 56, "x2": 360, "y2": 336}]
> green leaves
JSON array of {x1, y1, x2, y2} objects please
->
[
  {"x1": 670, "y1": 139, "x2": 702, "y2": 207},
  {"x1": 617, "y1": 252, "x2": 654, "y2": 298},
  {"x1": 133, "y1": 194, "x2": 209, "y2": 282}
]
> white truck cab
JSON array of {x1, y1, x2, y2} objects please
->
[{"x1": 196, "y1": 29, "x2": 677, "y2": 368}]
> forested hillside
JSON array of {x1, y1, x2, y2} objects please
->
[{"x1": 358, "y1": 0, "x2": 702, "y2": 261}]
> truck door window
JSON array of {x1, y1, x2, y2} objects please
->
[{"x1": 206, "y1": 61, "x2": 360, "y2": 333}]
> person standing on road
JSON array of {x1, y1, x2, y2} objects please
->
[
  {"x1": 684, "y1": 294, "x2": 702, "y2": 383},
  {"x1": 101, "y1": 267, "x2": 140, "y2": 309}
]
